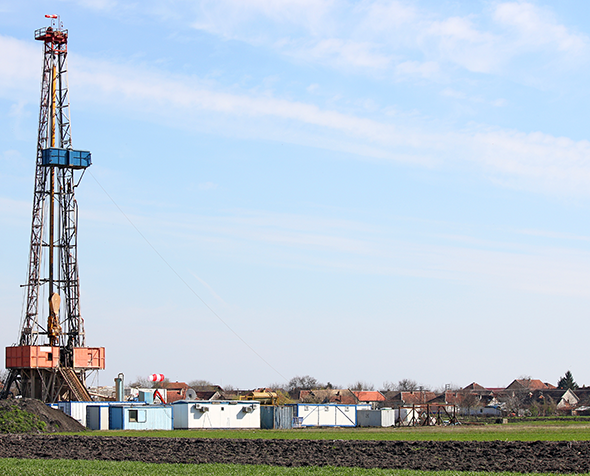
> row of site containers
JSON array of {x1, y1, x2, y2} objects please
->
[
  {"x1": 54, "y1": 400, "x2": 262, "y2": 430},
  {"x1": 55, "y1": 402, "x2": 400, "y2": 430}
]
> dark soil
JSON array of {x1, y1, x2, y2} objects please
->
[
  {"x1": 0, "y1": 435, "x2": 589, "y2": 472},
  {"x1": 0, "y1": 398, "x2": 85, "y2": 433}
]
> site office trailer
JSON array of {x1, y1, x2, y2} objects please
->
[
  {"x1": 290, "y1": 404, "x2": 357, "y2": 427},
  {"x1": 173, "y1": 400, "x2": 261, "y2": 429},
  {"x1": 109, "y1": 404, "x2": 173, "y2": 430}
]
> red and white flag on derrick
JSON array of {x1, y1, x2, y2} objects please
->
[{"x1": 45, "y1": 14, "x2": 58, "y2": 19}]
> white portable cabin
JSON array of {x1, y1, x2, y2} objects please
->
[
  {"x1": 357, "y1": 408, "x2": 395, "y2": 427},
  {"x1": 290, "y1": 404, "x2": 356, "y2": 427},
  {"x1": 172, "y1": 400, "x2": 261, "y2": 429}
]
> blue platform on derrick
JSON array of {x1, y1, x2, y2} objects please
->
[{"x1": 42, "y1": 148, "x2": 91, "y2": 168}]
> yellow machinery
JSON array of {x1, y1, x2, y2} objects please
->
[{"x1": 240, "y1": 391, "x2": 278, "y2": 405}]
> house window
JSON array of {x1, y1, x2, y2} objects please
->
[{"x1": 129, "y1": 410, "x2": 138, "y2": 422}]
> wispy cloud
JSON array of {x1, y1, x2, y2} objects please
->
[
  {"x1": 494, "y1": 2, "x2": 588, "y2": 55},
  {"x1": 70, "y1": 55, "x2": 590, "y2": 195},
  {"x1": 197, "y1": 182, "x2": 218, "y2": 191},
  {"x1": 111, "y1": 206, "x2": 590, "y2": 298},
  {"x1": 183, "y1": 0, "x2": 589, "y2": 81},
  {"x1": 3, "y1": 32, "x2": 590, "y2": 196}
]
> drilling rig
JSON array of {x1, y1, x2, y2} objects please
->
[{"x1": 0, "y1": 16, "x2": 105, "y2": 402}]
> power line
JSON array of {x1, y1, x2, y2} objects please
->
[{"x1": 88, "y1": 170, "x2": 288, "y2": 383}]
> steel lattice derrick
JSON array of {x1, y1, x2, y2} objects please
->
[
  {"x1": 57, "y1": 167, "x2": 85, "y2": 351},
  {"x1": 1, "y1": 19, "x2": 101, "y2": 403},
  {"x1": 21, "y1": 25, "x2": 75, "y2": 345}
]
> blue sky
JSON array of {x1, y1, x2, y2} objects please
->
[{"x1": 2, "y1": 1, "x2": 590, "y2": 391}]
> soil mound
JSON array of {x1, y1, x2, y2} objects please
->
[{"x1": 0, "y1": 398, "x2": 85, "y2": 433}]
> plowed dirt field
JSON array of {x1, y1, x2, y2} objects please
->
[{"x1": 1, "y1": 435, "x2": 589, "y2": 472}]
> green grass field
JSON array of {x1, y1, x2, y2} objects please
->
[
  {"x1": 0, "y1": 459, "x2": 589, "y2": 476},
  {"x1": 73, "y1": 421, "x2": 590, "y2": 442}
]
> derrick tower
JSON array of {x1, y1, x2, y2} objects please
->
[{"x1": 1, "y1": 16, "x2": 104, "y2": 402}]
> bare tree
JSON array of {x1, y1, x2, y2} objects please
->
[
  {"x1": 129, "y1": 376, "x2": 153, "y2": 388},
  {"x1": 458, "y1": 391, "x2": 481, "y2": 416},
  {"x1": 380, "y1": 381, "x2": 396, "y2": 392},
  {"x1": 349, "y1": 380, "x2": 375, "y2": 391},
  {"x1": 287, "y1": 375, "x2": 322, "y2": 391},
  {"x1": 503, "y1": 392, "x2": 528, "y2": 416},
  {"x1": 189, "y1": 379, "x2": 218, "y2": 390},
  {"x1": 396, "y1": 379, "x2": 420, "y2": 391}
]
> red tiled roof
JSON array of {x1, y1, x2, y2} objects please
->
[
  {"x1": 386, "y1": 391, "x2": 437, "y2": 404},
  {"x1": 507, "y1": 379, "x2": 551, "y2": 391},
  {"x1": 162, "y1": 381, "x2": 190, "y2": 390},
  {"x1": 463, "y1": 382, "x2": 487, "y2": 391},
  {"x1": 352, "y1": 391, "x2": 385, "y2": 402}
]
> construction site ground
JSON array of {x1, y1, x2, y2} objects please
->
[
  {"x1": 1, "y1": 401, "x2": 589, "y2": 472},
  {"x1": 0, "y1": 434, "x2": 589, "y2": 472}
]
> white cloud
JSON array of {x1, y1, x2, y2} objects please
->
[
  {"x1": 355, "y1": 0, "x2": 418, "y2": 32},
  {"x1": 198, "y1": 182, "x2": 218, "y2": 191},
  {"x1": 494, "y1": 2, "x2": 588, "y2": 55},
  {"x1": 2, "y1": 34, "x2": 590, "y2": 196},
  {"x1": 191, "y1": 0, "x2": 335, "y2": 38},
  {"x1": 426, "y1": 16, "x2": 503, "y2": 73},
  {"x1": 441, "y1": 88, "x2": 506, "y2": 107},
  {"x1": 396, "y1": 60, "x2": 439, "y2": 79},
  {"x1": 65, "y1": 0, "x2": 120, "y2": 11},
  {"x1": 184, "y1": 0, "x2": 590, "y2": 83},
  {"x1": 134, "y1": 207, "x2": 590, "y2": 298},
  {"x1": 0, "y1": 35, "x2": 39, "y2": 98},
  {"x1": 66, "y1": 47, "x2": 590, "y2": 195},
  {"x1": 470, "y1": 128, "x2": 590, "y2": 193},
  {"x1": 284, "y1": 37, "x2": 392, "y2": 69}
]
